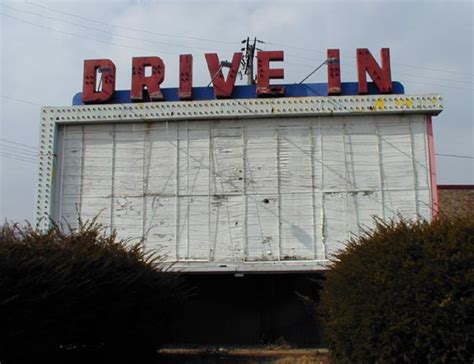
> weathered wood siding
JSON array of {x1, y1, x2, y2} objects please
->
[{"x1": 53, "y1": 114, "x2": 432, "y2": 271}]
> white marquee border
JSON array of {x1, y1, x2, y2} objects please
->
[{"x1": 36, "y1": 94, "x2": 443, "y2": 237}]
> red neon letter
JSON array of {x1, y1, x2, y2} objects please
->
[
  {"x1": 357, "y1": 48, "x2": 392, "y2": 94},
  {"x1": 82, "y1": 59, "x2": 116, "y2": 104},
  {"x1": 179, "y1": 54, "x2": 193, "y2": 100},
  {"x1": 131, "y1": 57, "x2": 165, "y2": 102},
  {"x1": 205, "y1": 52, "x2": 242, "y2": 98},
  {"x1": 327, "y1": 49, "x2": 341, "y2": 95},
  {"x1": 256, "y1": 51, "x2": 285, "y2": 97}
]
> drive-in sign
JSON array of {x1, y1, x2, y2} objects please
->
[{"x1": 82, "y1": 48, "x2": 393, "y2": 103}]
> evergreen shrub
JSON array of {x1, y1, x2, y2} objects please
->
[
  {"x1": 321, "y1": 214, "x2": 474, "y2": 364},
  {"x1": 0, "y1": 220, "x2": 188, "y2": 363}
]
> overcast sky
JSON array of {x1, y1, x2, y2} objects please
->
[{"x1": 1, "y1": 0, "x2": 473, "y2": 223}]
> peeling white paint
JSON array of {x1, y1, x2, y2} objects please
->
[{"x1": 51, "y1": 114, "x2": 433, "y2": 271}]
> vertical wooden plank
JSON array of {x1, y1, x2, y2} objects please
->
[
  {"x1": 322, "y1": 119, "x2": 346, "y2": 191},
  {"x1": 177, "y1": 120, "x2": 211, "y2": 260},
  {"x1": 142, "y1": 126, "x2": 148, "y2": 243},
  {"x1": 321, "y1": 119, "x2": 346, "y2": 258},
  {"x1": 208, "y1": 121, "x2": 212, "y2": 260},
  {"x1": 379, "y1": 116, "x2": 417, "y2": 218},
  {"x1": 186, "y1": 121, "x2": 190, "y2": 258},
  {"x1": 348, "y1": 191, "x2": 382, "y2": 233},
  {"x1": 278, "y1": 119, "x2": 313, "y2": 193},
  {"x1": 342, "y1": 122, "x2": 351, "y2": 241},
  {"x1": 280, "y1": 193, "x2": 314, "y2": 259},
  {"x1": 112, "y1": 123, "x2": 145, "y2": 242},
  {"x1": 79, "y1": 126, "x2": 84, "y2": 217},
  {"x1": 176, "y1": 121, "x2": 186, "y2": 259},
  {"x1": 245, "y1": 119, "x2": 278, "y2": 195},
  {"x1": 55, "y1": 125, "x2": 66, "y2": 225},
  {"x1": 408, "y1": 119, "x2": 420, "y2": 216},
  {"x1": 210, "y1": 120, "x2": 244, "y2": 261},
  {"x1": 59, "y1": 125, "x2": 83, "y2": 230},
  {"x1": 375, "y1": 121, "x2": 386, "y2": 220},
  {"x1": 346, "y1": 118, "x2": 380, "y2": 190},
  {"x1": 176, "y1": 122, "x2": 180, "y2": 260},
  {"x1": 426, "y1": 115, "x2": 439, "y2": 216},
  {"x1": 245, "y1": 119, "x2": 279, "y2": 261},
  {"x1": 144, "y1": 122, "x2": 178, "y2": 256},
  {"x1": 323, "y1": 192, "x2": 347, "y2": 256},
  {"x1": 310, "y1": 122, "x2": 317, "y2": 260},
  {"x1": 145, "y1": 195, "x2": 177, "y2": 257},
  {"x1": 246, "y1": 194, "x2": 279, "y2": 261},
  {"x1": 211, "y1": 195, "x2": 244, "y2": 261},
  {"x1": 80, "y1": 124, "x2": 113, "y2": 228},
  {"x1": 179, "y1": 120, "x2": 211, "y2": 196},
  {"x1": 109, "y1": 124, "x2": 116, "y2": 235},
  {"x1": 179, "y1": 196, "x2": 210, "y2": 260},
  {"x1": 242, "y1": 122, "x2": 248, "y2": 260},
  {"x1": 210, "y1": 119, "x2": 244, "y2": 195},
  {"x1": 312, "y1": 119, "x2": 325, "y2": 260},
  {"x1": 278, "y1": 119, "x2": 314, "y2": 259},
  {"x1": 410, "y1": 114, "x2": 432, "y2": 219},
  {"x1": 317, "y1": 119, "x2": 326, "y2": 260},
  {"x1": 276, "y1": 125, "x2": 282, "y2": 260},
  {"x1": 344, "y1": 119, "x2": 380, "y2": 235}
]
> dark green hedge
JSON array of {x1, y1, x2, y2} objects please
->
[
  {"x1": 0, "y1": 220, "x2": 188, "y2": 362},
  {"x1": 321, "y1": 214, "x2": 474, "y2": 364}
]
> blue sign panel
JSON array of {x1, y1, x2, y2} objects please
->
[{"x1": 73, "y1": 82, "x2": 404, "y2": 106}]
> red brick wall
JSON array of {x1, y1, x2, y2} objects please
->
[{"x1": 438, "y1": 185, "x2": 474, "y2": 217}]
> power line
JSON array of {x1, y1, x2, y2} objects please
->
[
  {"x1": 251, "y1": 49, "x2": 473, "y2": 89},
  {"x1": 0, "y1": 145, "x2": 38, "y2": 157},
  {"x1": 1, "y1": 95, "x2": 42, "y2": 106},
  {"x1": 26, "y1": 1, "x2": 237, "y2": 45},
  {"x1": 394, "y1": 62, "x2": 474, "y2": 77},
  {"x1": 0, "y1": 141, "x2": 41, "y2": 162},
  {"x1": 0, "y1": 138, "x2": 38, "y2": 150},
  {"x1": 404, "y1": 80, "x2": 473, "y2": 92},
  {"x1": 289, "y1": 59, "x2": 473, "y2": 91},
  {"x1": 284, "y1": 54, "x2": 473, "y2": 87},
  {"x1": 0, "y1": 151, "x2": 37, "y2": 161},
  {"x1": 436, "y1": 153, "x2": 474, "y2": 160},
  {"x1": 24, "y1": 2, "x2": 473, "y2": 80},
  {"x1": 265, "y1": 41, "x2": 325, "y2": 56},
  {"x1": 395, "y1": 71, "x2": 473, "y2": 86},
  {"x1": 0, "y1": 152, "x2": 37, "y2": 163},
  {"x1": 0, "y1": 12, "x2": 181, "y2": 55},
  {"x1": 3, "y1": 7, "x2": 470, "y2": 90},
  {"x1": 0, "y1": 4, "x2": 235, "y2": 53},
  {"x1": 0, "y1": 140, "x2": 55, "y2": 163},
  {"x1": 9, "y1": 2, "x2": 473, "y2": 82},
  {"x1": 266, "y1": 41, "x2": 474, "y2": 77}
]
